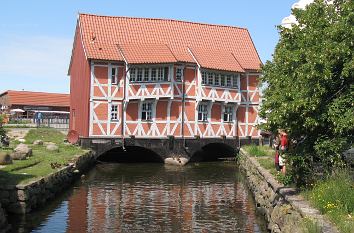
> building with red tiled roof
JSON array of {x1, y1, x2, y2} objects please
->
[
  {"x1": 69, "y1": 13, "x2": 262, "y2": 142},
  {"x1": 0, "y1": 90, "x2": 70, "y2": 118}
]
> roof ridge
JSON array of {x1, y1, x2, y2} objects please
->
[
  {"x1": 6, "y1": 90, "x2": 69, "y2": 95},
  {"x1": 78, "y1": 13, "x2": 248, "y2": 31}
]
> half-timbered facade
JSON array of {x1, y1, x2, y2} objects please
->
[{"x1": 69, "y1": 14, "x2": 262, "y2": 141}]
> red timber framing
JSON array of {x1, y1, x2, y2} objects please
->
[{"x1": 68, "y1": 14, "x2": 262, "y2": 140}]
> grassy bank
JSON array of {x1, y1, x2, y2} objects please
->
[
  {"x1": 0, "y1": 128, "x2": 87, "y2": 185},
  {"x1": 242, "y1": 145, "x2": 354, "y2": 233},
  {"x1": 302, "y1": 171, "x2": 354, "y2": 233}
]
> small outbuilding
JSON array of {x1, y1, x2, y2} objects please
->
[{"x1": 0, "y1": 90, "x2": 70, "y2": 121}]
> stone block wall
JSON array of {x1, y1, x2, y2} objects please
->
[
  {"x1": 238, "y1": 148, "x2": 338, "y2": 233},
  {"x1": 0, "y1": 151, "x2": 95, "y2": 215}
]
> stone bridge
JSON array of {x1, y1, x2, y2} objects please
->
[{"x1": 79, "y1": 136, "x2": 259, "y2": 164}]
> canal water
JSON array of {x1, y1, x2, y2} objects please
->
[{"x1": 9, "y1": 162, "x2": 267, "y2": 233}]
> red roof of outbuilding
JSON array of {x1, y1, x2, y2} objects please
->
[
  {"x1": 78, "y1": 14, "x2": 262, "y2": 72},
  {"x1": 0, "y1": 90, "x2": 70, "y2": 107}
]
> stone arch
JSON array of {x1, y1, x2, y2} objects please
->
[
  {"x1": 97, "y1": 145, "x2": 164, "y2": 163},
  {"x1": 189, "y1": 142, "x2": 237, "y2": 162}
]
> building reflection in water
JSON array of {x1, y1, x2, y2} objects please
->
[{"x1": 65, "y1": 163, "x2": 264, "y2": 233}]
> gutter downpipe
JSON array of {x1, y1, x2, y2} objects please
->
[
  {"x1": 181, "y1": 67, "x2": 186, "y2": 149},
  {"x1": 118, "y1": 45, "x2": 130, "y2": 150}
]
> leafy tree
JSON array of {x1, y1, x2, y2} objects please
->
[
  {"x1": 260, "y1": 0, "x2": 353, "y2": 184},
  {"x1": 0, "y1": 114, "x2": 6, "y2": 140}
]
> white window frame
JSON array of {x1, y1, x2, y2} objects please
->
[
  {"x1": 223, "y1": 105, "x2": 233, "y2": 122},
  {"x1": 111, "y1": 67, "x2": 119, "y2": 84},
  {"x1": 143, "y1": 68, "x2": 149, "y2": 82},
  {"x1": 202, "y1": 71, "x2": 207, "y2": 85},
  {"x1": 130, "y1": 66, "x2": 170, "y2": 83},
  {"x1": 207, "y1": 73, "x2": 214, "y2": 85},
  {"x1": 137, "y1": 68, "x2": 143, "y2": 82},
  {"x1": 151, "y1": 68, "x2": 157, "y2": 81},
  {"x1": 130, "y1": 68, "x2": 136, "y2": 82},
  {"x1": 110, "y1": 103, "x2": 119, "y2": 121},
  {"x1": 176, "y1": 67, "x2": 183, "y2": 81},
  {"x1": 220, "y1": 74, "x2": 225, "y2": 87},
  {"x1": 201, "y1": 70, "x2": 239, "y2": 89},
  {"x1": 198, "y1": 103, "x2": 208, "y2": 122},
  {"x1": 141, "y1": 101, "x2": 153, "y2": 121},
  {"x1": 232, "y1": 74, "x2": 239, "y2": 88},
  {"x1": 214, "y1": 73, "x2": 220, "y2": 86},
  {"x1": 226, "y1": 75, "x2": 232, "y2": 87}
]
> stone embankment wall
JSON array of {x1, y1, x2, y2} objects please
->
[
  {"x1": 0, "y1": 151, "x2": 94, "y2": 215},
  {"x1": 238, "y1": 148, "x2": 338, "y2": 233},
  {"x1": 0, "y1": 203, "x2": 10, "y2": 233}
]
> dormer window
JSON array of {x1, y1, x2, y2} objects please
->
[
  {"x1": 111, "y1": 67, "x2": 118, "y2": 84},
  {"x1": 201, "y1": 70, "x2": 239, "y2": 89},
  {"x1": 176, "y1": 67, "x2": 183, "y2": 81},
  {"x1": 129, "y1": 66, "x2": 170, "y2": 83}
]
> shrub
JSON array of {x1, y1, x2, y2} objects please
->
[{"x1": 260, "y1": 0, "x2": 354, "y2": 185}]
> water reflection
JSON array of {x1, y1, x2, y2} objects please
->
[{"x1": 10, "y1": 162, "x2": 266, "y2": 233}]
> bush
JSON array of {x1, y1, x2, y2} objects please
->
[
  {"x1": 260, "y1": 0, "x2": 354, "y2": 185},
  {"x1": 0, "y1": 115, "x2": 6, "y2": 139}
]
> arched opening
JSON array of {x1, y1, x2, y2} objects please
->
[
  {"x1": 97, "y1": 146, "x2": 164, "y2": 163},
  {"x1": 189, "y1": 143, "x2": 236, "y2": 162}
]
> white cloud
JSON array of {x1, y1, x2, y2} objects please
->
[
  {"x1": 281, "y1": 0, "x2": 314, "y2": 28},
  {"x1": 0, "y1": 35, "x2": 72, "y2": 93}
]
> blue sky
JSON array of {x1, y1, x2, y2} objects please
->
[{"x1": 0, "y1": 0, "x2": 296, "y2": 94}]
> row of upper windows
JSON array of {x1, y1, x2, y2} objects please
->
[
  {"x1": 110, "y1": 102, "x2": 234, "y2": 123},
  {"x1": 110, "y1": 66, "x2": 183, "y2": 84},
  {"x1": 201, "y1": 71, "x2": 239, "y2": 89},
  {"x1": 109, "y1": 66, "x2": 239, "y2": 88}
]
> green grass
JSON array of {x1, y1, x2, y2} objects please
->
[
  {"x1": 243, "y1": 144, "x2": 273, "y2": 157},
  {"x1": 0, "y1": 128, "x2": 87, "y2": 185},
  {"x1": 301, "y1": 217, "x2": 322, "y2": 233},
  {"x1": 302, "y1": 170, "x2": 354, "y2": 233}
]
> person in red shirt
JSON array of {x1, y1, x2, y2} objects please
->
[
  {"x1": 273, "y1": 131, "x2": 281, "y2": 171},
  {"x1": 279, "y1": 130, "x2": 289, "y2": 174}
]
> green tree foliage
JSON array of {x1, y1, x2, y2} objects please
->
[
  {"x1": 0, "y1": 114, "x2": 6, "y2": 139},
  {"x1": 260, "y1": 0, "x2": 353, "y2": 183}
]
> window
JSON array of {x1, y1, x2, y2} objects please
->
[
  {"x1": 130, "y1": 68, "x2": 136, "y2": 82},
  {"x1": 130, "y1": 66, "x2": 169, "y2": 82},
  {"x1": 198, "y1": 103, "x2": 208, "y2": 122},
  {"x1": 226, "y1": 75, "x2": 232, "y2": 87},
  {"x1": 232, "y1": 75, "x2": 239, "y2": 88},
  {"x1": 111, "y1": 104, "x2": 119, "y2": 121},
  {"x1": 223, "y1": 106, "x2": 233, "y2": 122},
  {"x1": 176, "y1": 67, "x2": 183, "y2": 81},
  {"x1": 111, "y1": 67, "x2": 118, "y2": 84},
  {"x1": 214, "y1": 74, "x2": 220, "y2": 86},
  {"x1": 157, "y1": 68, "x2": 164, "y2": 81},
  {"x1": 143, "y1": 68, "x2": 149, "y2": 81},
  {"x1": 164, "y1": 67, "x2": 169, "y2": 81},
  {"x1": 141, "y1": 102, "x2": 153, "y2": 121},
  {"x1": 151, "y1": 68, "x2": 157, "y2": 81},
  {"x1": 202, "y1": 71, "x2": 207, "y2": 84},
  {"x1": 220, "y1": 74, "x2": 225, "y2": 87},
  {"x1": 137, "y1": 68, "x2": 143, "y2": 82},
  {"x1": 200, "y1": 70, "x2": 239, "y2": 88},
  {"x1": 208, "y1": 73, "x2": 214, "y2": 85}
]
